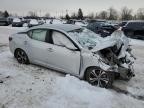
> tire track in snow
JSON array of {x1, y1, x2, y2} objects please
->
[
  {"x1": 112, "y1": 86, "x2": 144, "y2": 101},
  {"x1": 0, "y1": 45, "x2": 7, "y2": 47}
]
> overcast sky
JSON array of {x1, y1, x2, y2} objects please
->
[{"x1": 0, "y1": 0, "x2": 144, "y2": 16}]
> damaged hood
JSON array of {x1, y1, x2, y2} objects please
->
[
  {"x1": 68, "y1": 28, "x2": 129, "y2": 52},
  {"x1": 91, "y1": 38, "x2": 117, "y2": 52},
  {"x1": 91, "y1": 30, "x2": 128, "y2": 52}
]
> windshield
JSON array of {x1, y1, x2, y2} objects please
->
[{"x1": 68, "y1": 28, "x2": 102, "y2": 50}]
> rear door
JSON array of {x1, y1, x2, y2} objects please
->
[{"x1": 28, "y1": 29, "x2": 53, "y2": 66}]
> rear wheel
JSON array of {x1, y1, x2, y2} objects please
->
[
  {"x1": 15, "y1": 49, "x2": 29, "y2": 64},
  {"x1": 85, "y1": 67, "x2": 114, "y2": 88}
]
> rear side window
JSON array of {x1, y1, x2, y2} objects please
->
[
  {"x1": 32, "y1": 29, "x2": 47, "y2": 42},
  {"x1": 28, "y1": 29, "x2": 47, "y2": 42}
]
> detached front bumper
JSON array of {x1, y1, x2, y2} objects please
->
[{"x1": 118, "y1": 63, "x2": 135, "y2": 80}]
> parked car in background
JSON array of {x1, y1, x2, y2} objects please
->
[
  {"x1": 52, "y1": 19, "x2": 63, "y2": 24},
  {"x1": 67, "y1": 19, "x2": 88, "y2": 27},
  {"x1": 100, "y1": 25, "x2": 118, "y2": 37},
  {"x1": 45, "y1": 19, "x2": 52, "y2": 24},
  {"x1": 119, "y1": 21, "x2": 128, "y2": 27},
  {"x1": 122, "y1": 20, "x2": 144, "y2": 40},
  {"x1": 106, "y1": 21, "x2": 119, "y2": 28},
  {"x1": 87, "y1": 19, "x2": 106, "y2": 24},
  {"x1": 7, "y1": 17, "x2": 14, "y2": 25},
  {"x1": 28, "y1": 19, "x2": 39, "y2": 27},
  {"x1": 0, "y1": 17, "x2": 9, "y2": 26},
  {"x1": 9, "y1": 24, "x2": 135, "y2": 88},
  {"x1": 38, "y1": 19, "x2": 45, "y2": 25},
  {"x1": 86, "y1": 22, "x2": 104, "y2": 34},
  {"x1": 75, "y1": 20, "x2": 88, "y2": 27},
  {"x1": 87, "y1": 22, "x2": 119, "y2": 37},
  {"x1": 12, "y1": 18, "x2": 23, "y2": 27}
]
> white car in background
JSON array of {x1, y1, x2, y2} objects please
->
[
  {"x1": 45, "y1": 19, "x2": 63, "y2": 24},
  {"x1": 28, "y1": 19, "x2": 39, "y2": 27},
  {"x1": 67, "y1": 19, "x2": 88, "y2": 27},
  {"x1": 9, "y1": 24, "x2": 135, "y2": 88},
  {"x1": 12, "y1": 18, "x2": 23, "y2": 27},
  {"x1": 45, "y1": 19, "x2": 52, "y2": 24},
  {"x1": 75, "y1": 20, "x2": 88, "y2": 27},
  {"x1": 52, "y1": 19, "x2": 63, "y2": 24}
]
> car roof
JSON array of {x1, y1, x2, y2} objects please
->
[{"x1": 31, "y1": 24, "x2": 82, "y2": 32}]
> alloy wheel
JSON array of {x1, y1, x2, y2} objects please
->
[
  {"x1": 89, "y1": 69, "x2": 110, "y2": 87},
  {"x1": 16, "y1": 50, "x2": 28, "y2": 64}
]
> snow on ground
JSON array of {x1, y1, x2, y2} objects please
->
[
  {"x1": 130, "y1": 39, "x2": 144, "y2": 47},
  {"x1": 0, "y1": 26, "x2": 144, "y2": 108},
  {"x1": 0, "y1": 26, "x2": 27, "y2": 45}
]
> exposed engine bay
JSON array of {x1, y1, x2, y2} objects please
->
[
  {"x1": 69, "y1": 28, "x2": 136, "y2": 81},
  {"x1": 98, "y1": 31, "x2": 136, "y2": 80}
]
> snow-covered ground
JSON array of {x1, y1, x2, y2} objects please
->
[{"x1": 0, "y1": 26, "x2": 144, "y2": 108}]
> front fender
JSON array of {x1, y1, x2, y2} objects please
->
[{"x1": 79, "y1": 51, "x2": 115, "y2": 79}]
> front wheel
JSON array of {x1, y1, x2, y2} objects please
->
[
  {"x1": 85, "y1": 67, "x2": 114, "y2": 88},
  {"x1": 15, "y1": 49, "x2": 29, "y2": 64}
]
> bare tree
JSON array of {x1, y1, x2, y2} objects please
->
[
  {"x1": 65, "y1": 13, "x2": 70, "y2": 20},
  {"x1": 99, "y1": 11, "x2": 108, "y2": 19},
  {"x1": 136, "y1": 8, "x2": 144, "y2": 20},
  {"x1": 108, "y1": 7, "x2": 118, "y2": 20},
  {"x1": 28, "y1": 11, "x2": 37, "y2": 17},
  {"x1": 95, "y1": 13, "x2": 100, "y2": 19},
  {"x1": 45, "y1": 13, "x2": 50, "y2": 18},
  {"x1": 71, "y1": 12, "x2": 77, "y2": 19},
  {"x1": 87, "y1": 13, "x2": 95, "y2": 19},
  {"x1": 121, "y1": 6, "x2": 133, "y2": 20},
  {"x1": 12, "y1": 13, "x2": 18, "y2": 17}
]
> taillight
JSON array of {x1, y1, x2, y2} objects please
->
[{"x1": 9, "y1": 37, "x2": 13, "y2": 41}]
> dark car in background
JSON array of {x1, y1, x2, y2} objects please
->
[
  {"x1": 87, "y1": 22, "x2": 104, "y2": 33},
  {"x1": 66, "y1": 19, "x2": 87, "y2": 27},
  {"x1": 119, "y1": 21, "x2": 128, "y2": 27},
  {"x1": 122, "y1": 20, "x2": 144, "y2": 40},
  {"x1": 0, "y1": 17, "x2": 9, "y2": 26},
  {"x1": 7, "y1": 17, "x2": 14, "y2": 25},
  {"x1": 86, "y1": 22, "x2": 117, "y2": 37},
  {"x1": 12, "y1": 18, "x2": 23, "y2": 27},
  {"x1": 87, "y1": 19, "x2": 106, "y2": 23}
]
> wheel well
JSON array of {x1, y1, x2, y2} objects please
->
[
  {"x1": 14, "y1": 48, "x2": 23, "y2": 58},
  {"x1": 84, "y1": 66, "x2": 100, "y2": 80}
]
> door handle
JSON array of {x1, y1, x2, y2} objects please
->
[{"x1": 47, "y1": 48, "x2": 53, "y2": 52}]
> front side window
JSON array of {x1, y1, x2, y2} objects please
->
[
  {"x1": 52, "y1": 31, "x2": 75, "y2": 48},
  {"x1": 31, "y1": 29, "x2": 47, "y2": 42}
]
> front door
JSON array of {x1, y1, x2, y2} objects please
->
[{"x1": 46, "y1": 30, "x2": 81, "y2": 75}]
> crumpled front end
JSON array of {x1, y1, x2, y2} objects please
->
[{"x1": 92, "y1": 30, "x2": 136, "y2": 80}]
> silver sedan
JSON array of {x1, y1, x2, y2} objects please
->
[{"x1": 9, "y1": 24, "x2": 135, "y2": 88}]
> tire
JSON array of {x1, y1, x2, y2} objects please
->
[
  {"x1": 15, "y1": 49, "x2": 29, "y2": 64},
  {"x1": 85, "y1": 67, "x2": 114, "y2": 88}
]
